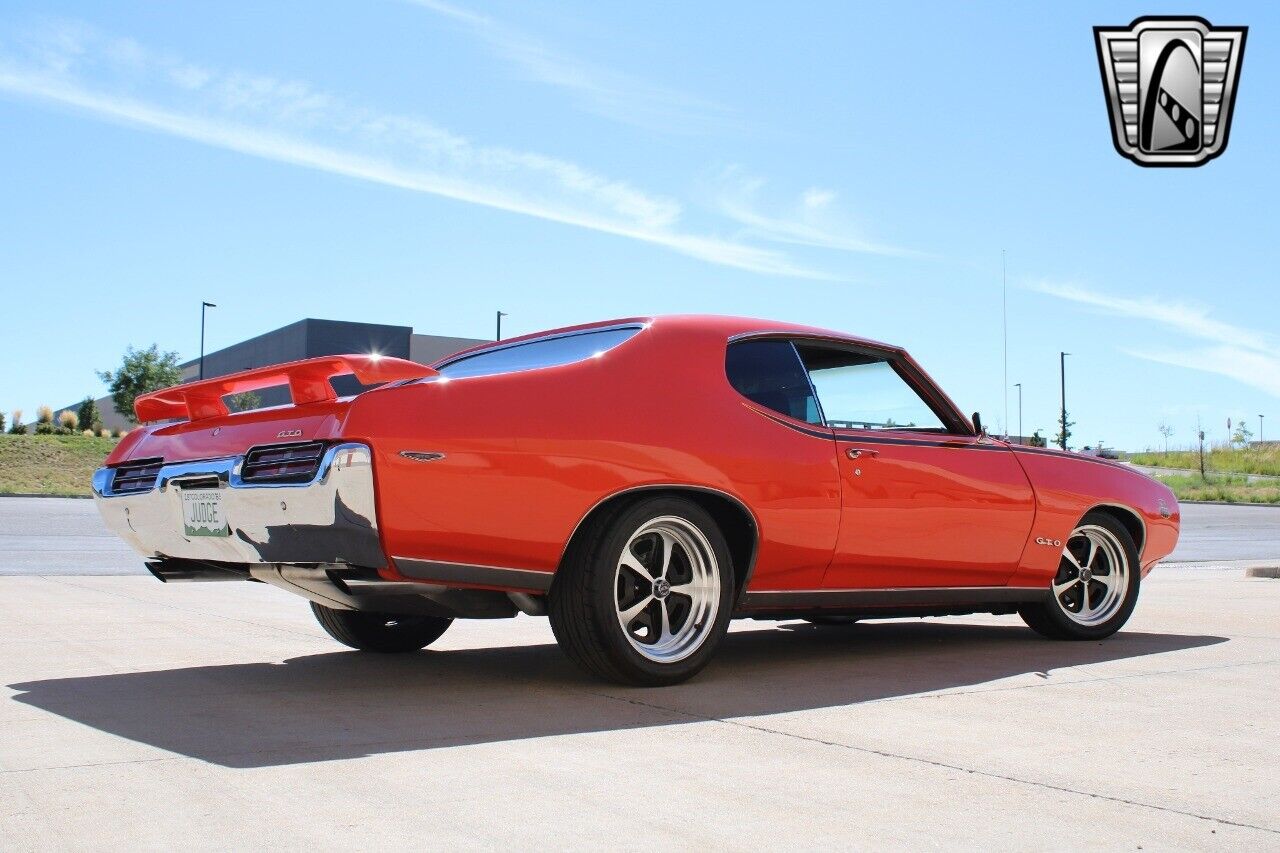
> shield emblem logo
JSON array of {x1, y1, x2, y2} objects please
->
[{"x1": 1094, "y1": 17, "x2": 1247, "y2": 167}]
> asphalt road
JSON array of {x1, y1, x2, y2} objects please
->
[{"x1": 2, "y1": 496, "x2": 1276, "y2": 577}]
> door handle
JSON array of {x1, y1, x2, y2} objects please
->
[{"x1": 846, "y1": 447, "x2": 880, "y2": 460}]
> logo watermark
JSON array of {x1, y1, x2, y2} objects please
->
[{"x1": 1094, "y1": 16, "x2": 1246, "y2": 167}]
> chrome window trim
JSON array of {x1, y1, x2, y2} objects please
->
[{"x1": 790, "y1": 340, "x2": 828, "y2": 426}]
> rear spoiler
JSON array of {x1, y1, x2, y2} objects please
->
[{"x1": 134, "y1": 354, "x2": 437, "y2": 423}]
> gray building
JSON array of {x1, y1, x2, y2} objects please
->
[{"x1": 67, "y1": 318, "x2": 487, "y2": 430}]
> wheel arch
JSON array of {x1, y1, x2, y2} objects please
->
[
  {"x1": 1089, "y1": 502, "x2": 1147, "y2": 558},
  {"x1": 560, "y1": 485, "x2": 760, "y2": 603}
]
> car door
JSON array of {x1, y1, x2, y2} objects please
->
[{"x1": 793, "y1": 341, "x2": 1036, "y2": 589}]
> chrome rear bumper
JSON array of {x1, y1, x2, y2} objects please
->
[{"x1": 92, "y1": 442, "x2": 385, "y2": 568}]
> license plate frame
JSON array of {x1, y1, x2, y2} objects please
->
[{"x1": 180, "y1": 488, "x2": 230, "y2": 537}]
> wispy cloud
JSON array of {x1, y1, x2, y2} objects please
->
[
  {"x1": 712, "y1": 167, "x2": 917, "y2": 257},
  {"x1": 1029, "y1": 280, "x2": 1270, "y2": 351},
  {"x1": 1030, "y1": 280, "x2": 1280, "y2": 398},
  {"x1": 0, "y1": 23, "x2": 825, "y2": 278},
  {"x1": 1129, "y1": 345, "x2": 1280, "y2": 398},
  {"x1": 402, "y1": 0, "x2": 734, "y2": 133}
]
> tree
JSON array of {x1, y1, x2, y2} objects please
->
[
  {"x1": 1157, "y1": 421, "x2": 1175, "y2": 453},
  {"x1": 1231, "y1": 417, "x2": 1254, "y2": 447},
  {"x1": 1029, "y1": 429, "x2": 1047, "y2": 448},
  {"x1": 227, "y1": 391, "x2": 262, "y2": 413},
  {"x1": 1054, "y1": 410, "x2": 1075, "y2": 450},
  {"x1": 97, "y1": 345, "x2": 183, "y2": 424},
  {"x1": 76, "y1": 397, "x2": 102, "y2": 434}
]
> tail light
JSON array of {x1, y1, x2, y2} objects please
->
[
  {"x1": 240, "y1": 441, "x2": 327, "y2": 484},
  {"x1": 111, "y1": 459, "x2": 163, "y2": 494}
]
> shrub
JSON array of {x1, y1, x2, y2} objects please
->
[
  {"x1": 8, "y1": 409, "x2": 25, "y2": 435},
  {"x1": 35, "y1": 422, "x2": 55, "y2": 435},
  {"x1": 82, "y1": 429, "x2": 95, "y2": 436},
  {"x1": 36, "y1": 405, "x2": 53, "y2": 425},
  {"x1": 98, "y1": 427, "x2": 111, "y2": 438},
  {"x1": 59, "y1": 410, "x2": 79, "y2": 432},
  {"x1": 76, "y1": 397, "x2": 102, "y2": 434},
  {"x1": 0, "y1": 410, "x2": 5, "y2": 433}
]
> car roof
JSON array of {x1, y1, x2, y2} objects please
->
[{"x1": 434, "y1": 315, "x2": 902, "y2": 366}]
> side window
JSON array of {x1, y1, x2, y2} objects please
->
[
  {"x1": 795, "y1": 344, "x2": 945, "y2": 431},
  {"x1": 438, "y1": 327, "x2": 640, "y2": 379},
  {"x1": 725, "y1": 340, "x2": 822, "y2": 424}
]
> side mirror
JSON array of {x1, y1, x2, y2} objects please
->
[{"x1": 971, "y1": 412, "x2": 985, "y2": 436}]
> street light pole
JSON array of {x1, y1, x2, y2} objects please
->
[
  {"x1": 1059, "y1": 352, "x2": 1070, "y2": 451},
  {"x1": 496, "y1": 311, "x2": 508, "y2": 342},
  {"x1": 1014, "y1": 382, "x2": 1022, "y2": 444},
  {"x1": 199, "y1": 302, "x2": 217, "y2": 380}
]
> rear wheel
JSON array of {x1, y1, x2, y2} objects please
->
[
  {"x1": 310, "y1": 603, "x2": 452, "y2": 652},
  {"x1": 1019, "y1": 512, "x2": 1140, "y2": 640},
  {"x1": 549, "y1": 496, "x2": 735, "y2": 686}
]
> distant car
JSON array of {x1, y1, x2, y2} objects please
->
[{"x1": 93, "y1": 316, "x2": 1180, "y2": 685}]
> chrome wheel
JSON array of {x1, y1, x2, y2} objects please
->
[
  {"x1": 1052, "y1": 524, "x2": 1130, "y2": 627},
  {"x1": 614, "y1": 516, "x2": 721, "y2": 664}
]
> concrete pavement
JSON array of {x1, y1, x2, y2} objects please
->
[{"x1": 2, "y1": 569, "x2": 1279, "y2": 848}]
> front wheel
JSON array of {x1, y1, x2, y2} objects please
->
[
  {"x1": 1019, "y1": 512, "x2": 1140, "y2": 641},
  {"x1": 549, "y1": 496, "x2": 735, "y2": 686},
  {"x1": 311, "y1": 603, "x2": 452, "y2": 652}
]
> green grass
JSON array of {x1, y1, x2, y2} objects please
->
[
  {"x1": 0, "y1": 434, "x2": 118, "y2": 497},
  {"x1": 1153, "y1": 472, "x2": 1280, "y2": 505},
  {"x1": 1129, "y1": 447, "x2": 1280, "y2": 476}
]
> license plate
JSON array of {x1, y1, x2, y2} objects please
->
[{"x1": 181, "y1": 489, "x2": 229, "y2": 537}]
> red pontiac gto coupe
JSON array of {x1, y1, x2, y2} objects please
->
[{"x1": 93, "y1": 316, "x2": 1179, "y2": 685}]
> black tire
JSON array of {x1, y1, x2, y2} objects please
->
[
  {"x1": 1019, "y1": 511, "x2": 1141, "y2": 641},
  {"x1": 549, "y1": 495, "x2": 736, "y2": 686},
  {"x1": 804, "y1": 615, "x2": 860, "y2": 627},
  {"x1": 310, "y1": 602, "x2": 452, "y2": 653}
]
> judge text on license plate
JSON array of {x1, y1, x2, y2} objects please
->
[{"x1": 181, "y1": 489, "x2": 229, "y2": 537}]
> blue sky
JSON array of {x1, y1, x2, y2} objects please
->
[{"x1": 1, "y1": 1, "x2": 1276, "y2": 449}]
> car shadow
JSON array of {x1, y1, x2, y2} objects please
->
[{"x1": 9, "y1": 621, "x2": 1225, "y2": 768}]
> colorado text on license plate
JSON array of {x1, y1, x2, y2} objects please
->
[{"x1": 181, "y1": 489, "x2": 229, "y2": 537}]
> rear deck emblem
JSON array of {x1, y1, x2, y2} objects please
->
[
  {"x1": 1094, "y1": 17, "x2": 1247, "y2": 166},
  {"x1": 277, "y1": 429, "x2": 302, "y2": 439}
]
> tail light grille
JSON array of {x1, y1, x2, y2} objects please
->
[
  {"x1": 111, "y1": 459, "x2": 163, "y2": 494},
  {"x1": 240, "y1": 441, "x2": 327, "y2": 484}
]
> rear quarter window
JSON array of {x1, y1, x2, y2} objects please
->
[
  {"x1": 725, "y1": 339, "x2": 822, "y2": 424},
  {"x1": 438, "y1": 326, "x2": 641, "y2": 379}
]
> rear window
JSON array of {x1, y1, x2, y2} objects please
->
[{"x1": 438, "y1": 326, "x2": 641, "y2": 379}]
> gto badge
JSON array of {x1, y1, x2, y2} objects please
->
[
  {"x1": 1094, "y1": 16, "x2": 1247, "y2": 167},
  {"x1": 277, "y1": 429, "x2": 302, "y2": 439},
  {"x1": 1035, "y1": 537, "x2": 1063, "y2": 548}
]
